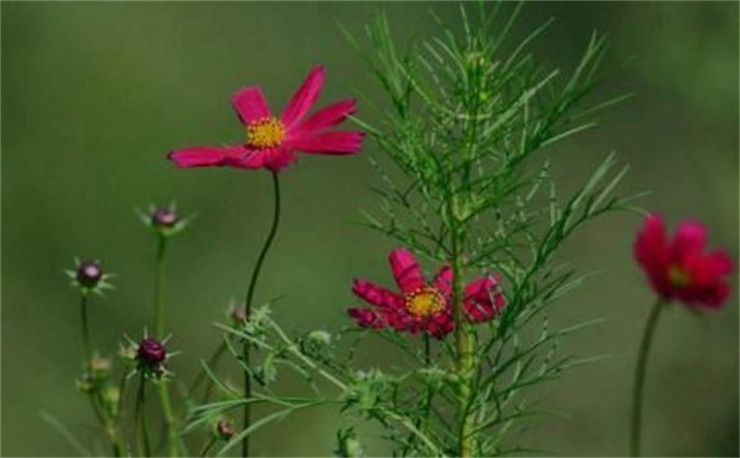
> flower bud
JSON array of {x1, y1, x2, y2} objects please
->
[
  {"x1": 76, "y1": 374, "x2": 94, "y2": 393},
  {"x1": 231, "y1": 307, "x2": 247, "y2": 324},
  {"x1": 151, "y1": 207, "x2": 178, "y2": 229},
  {"x1": 137, "y1": 337, "x2": 166, "y2": 367},
  {"x1": 215, "y1": 418, "x2": 237, "y2": 441},
  {"x1": 76, "y1": 260, "x2": 103, "y2": 288},
  {"x1": 91, "y1": 356, "x2": 112, "y2": 380}
]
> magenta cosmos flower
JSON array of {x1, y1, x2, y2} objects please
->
[
  {"x1": 348, "y1": 248, "x2": 506, "y2": 339},
  {"x1": 635, "y1": 215, "x2": 733, "y2": 309},
  {"x1": 168, "y1": 66, "x2": 364, "y2": 172}
]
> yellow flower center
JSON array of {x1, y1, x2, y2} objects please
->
[
  {"x1": 405, "y1": 287, "x2": 446, "y2": 318},
  {"x1": 246, "y1": 117, "x2": 285, "y2": 149},
  {"x1": 668, "y1": 265, "x2": 690, "y2": 288}
]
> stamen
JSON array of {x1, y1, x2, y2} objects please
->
[
  {"x1": 405, "y1": 287, "x2": 446, "y2": 318},
  {"x1": 246, "y1": 117, "x2": 285, "y2": 149},
  {"x1": 668, "y1": 265, "x2": 691, "y2": 288}
]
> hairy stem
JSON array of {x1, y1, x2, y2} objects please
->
[
  {"x1": 242, "y1": 171, "x2": 282, "y2": 457},
  {"x1": 630, "y1": 299, "x2": 665, "y2": 457}
]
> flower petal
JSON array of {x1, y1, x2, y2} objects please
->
[
  {"x1": 670, "y1": 221, "x2": 708, "y2": 264},
  {"x1": 281, "y1": 65, "x2": 325, "y2": 128},
  {"x1": 168, "y1": 146, "x2": 248, "y2": 168},
  {"x1": 347, "y1": 308, "x2": 388, "y2": 330},
  {"x1": 294, "y1": 98, "x2": 357, "y2": 133},
  {"x1": 464, "y1": 275, "x2": 505, "y2": 323},
  {"x1": 224, "y1": 147, "x2": 296, "y2": 172},
  {"x1": 352, "y1": 279, "x2": 404, "y2": 309},
  {"x1": 231, "y1": 87, "x2": 272, "y2": 126},
  {"x1": 287, "y1": 131, "x2": 364, "y2": 155},
  {"x1": 389, "y1": 248, "x2": 426, "y2": 294},
  {"x1": 433, "y1": 266, "x2": 453, "y2": 296}
]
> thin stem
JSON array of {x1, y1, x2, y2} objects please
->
[
  {"x1": 151, "y1": 235, "x2": 181, "y2": 457},
  {"x1": 630, "y1": 299, "x2": 665, "y2": 457},
  {"x1": 200, "y1": 436, "x2": 217, "y2": 457},
  {"x1": 188, "y1": 341, "x2": 227, "y2": 401},
  {"x1": 401, "y1": 334, "x2": 433, "y2": 456},
  {"x1": 153, "y1": 236, "x2": 167, "y2": 337},
  {"x1": 136, "y1": 375, "x2": 152, "y2": 458},
  {"x1": 79, "y1": 295, "x2": 92, "y2": 373},
  {"x1": 242, "y1": 171, "x2": 282, "y2": 457}
]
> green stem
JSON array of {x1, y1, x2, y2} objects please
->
[
  {"x1": 200, "y1": 436, "x2": 217, "y2": 457},
  {"x1": 188, "y1": 341, "x2": 227, "y2": 401},
  {"x1": 630, "y1": 299, "x2": 665, "y2": 457},
  {"x1": 151, "y1": 235, "x2": 181, "y2": 457},
  {"x1": 451, "y1": 227, "x2": 475, "y2": 457},
  {"x1": 242, "y1": 171, "x2": 282, "y2": 457},
  {"x1": 80, "y1": 295, "x2": 92, "y2": 373},
  {"x1": 401, "y1": 334, "x2": 433, "y2": 456},
  {"x1": 136, "y1": 375, "x2": 152, "y2": 458},
  {"x1": 153, "y1": 236, "x2": 167, "y2": 338}
]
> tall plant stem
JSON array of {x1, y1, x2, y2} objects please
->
[
  {"x1": 401, "y1": 334, "x2": 433, "y2": 456},
  {"x1": 152, "y1": 236, "x2": 180, "y2": 457},
  {"x1": 242, "y1": 171, "x2": 282, "y2": 457},
  {"x1": 629, "y1": 299, "x2": 665, "y2": 457},
  {"x1": 451, "y1": 227, "x2": 475, "y2": 457},
  {"x1": 79, "y1": 295, "x2": 92, "y2": 372},
  {"x1": 153, "y1": 236, "x2": 167, "y2": 337},
  {"x1": 136, "y1": 375, "x2": 152, "y2": 458}
]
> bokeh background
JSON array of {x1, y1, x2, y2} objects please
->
[{"x1": 2, "y1": 1, "x2": 738, "y2": 456}]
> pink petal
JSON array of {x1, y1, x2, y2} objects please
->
[
  {"x1": 347, "y1": 308, "x2": 388, "y2": 330},
  {"x1": 670, "y1": 221, "x2": 707, "y2": 264},
  {"x1": 433, "y1": 266, "x2": 453, "y2": 296},
  {"x1": 168, "y1": 145, "x2": 247, "y2": 168},
  {"x1": 389, "y1": 248, "x2": 426, "y2": 294},
  {"x1": 281, "y1": 66, "x2": 325, "y2": 129},
  {"x1": 225, "y1": 147, "x2": 296, "y2": 172},
  {"x1": 231, "y1": 87, "x2": 272, "y2": 126},
  {"x1": 295, "y1": 98, "x2": 357, "y2": 133},
  {"x1": 464, "y1": 275, "x2": 504, "y2": 323},
  {"x1": 287, "y1": 131, "x2": 364, "y2": 155},
  {"x1": 352, "y1": 279, "x2": 404, "y2": 309}
]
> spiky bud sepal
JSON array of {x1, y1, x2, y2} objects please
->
[
  {"x1": 120, "y1": 331, "x2": 179, "y2": 381},
  {"x1": 137, "y1": 203, "x2": 195, "y2": 238},
  {"x1": 65, "y1": 258, "x2": 114, "y2": 296}
]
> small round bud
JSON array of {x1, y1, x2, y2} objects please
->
[
  {"x1": 76, "y1": 374, "x2": 94, "y2": 393},
  {"x1": 215, "y1": 419, "x2": 237, "y2": 440},
  {"x1": 231, "y1": 307, "x2": 247, "y2": 324},
  {"x1": 137, "y1": 337, "x2": 166, "y2": 367},
  {"x1": 151, "y1": 207, "x2": 178, "y2": 229},
  {"x1": 91, "y1": 356, "x2": 112, "y2": 380},
  {"x1": 76, "y1": 260, "x2": 103, "y2": 288}
]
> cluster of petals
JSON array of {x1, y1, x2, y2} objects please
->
[
  {"x1": 348, "y1": 248, "x2": 506, "y2": 339},
  {"x1": 635, "y1": 215, "x2": 733, "y2": 309},
  {"x1": 169, "y1": 65, "x2": 364, "y2": 172}
]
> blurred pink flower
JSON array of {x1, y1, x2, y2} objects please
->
[
  {"x1": 635, "y1": 215, "x2": 733, "y2": 309},
  {"x1": 169, "y1": 66, "x2": 364, "y2": 172},
  {"x1": 348, "y1": 248, "x2": 506, "y2": 338}
]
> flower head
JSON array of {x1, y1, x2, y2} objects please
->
[
  {"x1": 635, "y1": 215, "x2": 733, "y2": 309},
  {"x1": 137, "y1": 337, "x2": 167, "y2": 366},
  {"x1": 67, "y1": 258, "x2": 113, "y2": 295},
  {"x1": 168, "y1": 65, "x2": 364, "y2": 172},
  {"x1": 138, "y1": 203, "x2": 193, "y2": 238},
  {"x1": 347, "y1": 248, "x2": 506, "y2": 338}
]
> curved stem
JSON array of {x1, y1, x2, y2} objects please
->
[
  {"x1": 629, "y1": 299, "x2": 665, "y2": 457},
  {"x1": 200, "y1": 436, "x2": 217, "y2": 457},
  {"x1": 242, "y1": 171, "x2": 282, "y2": 457}
]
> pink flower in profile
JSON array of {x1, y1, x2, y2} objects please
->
[
  {"x1": 634, "y1": 215, "x2": 733, "y2": 309},
  {"x1": 347, "y1": 248, "x2": 506, "y2": 339},
  {"x1": 168, "y1": 66, "x2": 364, "y2": 172}
]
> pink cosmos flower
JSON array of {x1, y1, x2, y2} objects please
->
[
  {"x1": 168, "y1": 66, "x2": 364, "y2": 172},
  {"x1": 634, "y1": 214, "x2": 733, "y2": 309},
  {"x1": 347, "y1": 248, "x2": 506, "y2": 339}
]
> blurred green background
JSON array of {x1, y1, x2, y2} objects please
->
[{"x1": 2, "y1": 1, "x2": 738, "y2": 456}]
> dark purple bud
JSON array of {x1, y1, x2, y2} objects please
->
[
  {"x1": 216, "y1": 419, "x2": 237, "y2": 440},
  {"x1": 137, "y1": 337, "x2": 166, "y2": 366},
  {"x1": 151, "y1": 207, "x2": 178, "y2": 228},
  {"x1": 76, "y1": 260, "x2": 103, "y2": 288}
]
